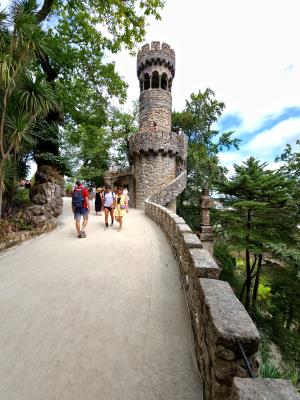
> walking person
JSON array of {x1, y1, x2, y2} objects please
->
[
  {"x1": 91, "y1": 184, "x2": 96, "y2": 201},
  {"x1": 114, "y1": 187, "x2": 128, "y2": 232},
  {"x1": 72, "y1": 180, "x2": 90, "y2": 238},
  {"x1": 103, "y1": 185, "x2": 115, "y2": 229},
  {"x1": 95, "y1": 188, "x2": 102, "y2": 215}
]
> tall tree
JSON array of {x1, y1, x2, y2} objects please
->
[
  {"x1": 1, "y1": 0, "x2": 164, "y2": 211},
  {"x1": 172, "y1": 88, "x2": 239, "y2": 227},
  {"x1": 216, "y1": 157, "x2": 299, "y2": 310},
  {"x1": 33, "y1": 0, "x2": 164, "y2": 174}
]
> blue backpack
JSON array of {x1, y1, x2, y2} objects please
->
[{"x1": 72, "y1": 188, "x2": 84, "y2": 208}]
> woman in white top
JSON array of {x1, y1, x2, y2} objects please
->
[{"x1": 103, "y1": 185, "x2": 115, "y2": 229}]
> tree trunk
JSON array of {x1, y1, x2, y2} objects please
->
[
  {"x1": 239, "y1": 254, "x2": 257, "y2": 300},
  {"x1": 286, "y1": 304, "x2": 294, "y2": 330},
  {"x1": 252, "y1": 253, "x2": 263, "y2": 308},
  {"x1": 0, "y1": 157, "x2": 5, "y2": 219},
  {"x1": 245, "y1": 248, "x2": 252, "y2": 310},
  {"x1": 244, "y1": 209, "x2": 252, "y2": 311}
]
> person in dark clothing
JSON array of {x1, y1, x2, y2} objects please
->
[{"x1": 95, "y1": 188, "x2": 102, "y2": 215}]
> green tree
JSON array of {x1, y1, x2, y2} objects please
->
[
  {"x1": 276, "y1": 140, "x2": 300, "y2": 179},
  {"x1": 216, "y1": 157, "x2": 299, "y2": 311},
  {"x1": 172, "y1": 88, "x2": 239, "y2": 227},
  {"x1": 0, "y1": 2, "x2": 58, "y2": 217},
  {"x1": 108, "y1": 106, "x2": 138, "y2": 169},
  {"x1": 64, "y1": 106, "x2": 138, "y2": 186},
  {"x1": 1, "y1": 0, "x2": 163, "y2": 211},
  {"x1": 33, "y1": 0, "x2": 164, "y2": 173}
]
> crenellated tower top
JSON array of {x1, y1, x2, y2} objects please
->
[
  {"x1": 137, "y1": 41, "x2": 176, "y2": 133},
  {"x1": 137, "y1": 41, "x2": 175, "y2": 78}
]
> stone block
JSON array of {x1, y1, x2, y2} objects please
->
[
  {"x1": 231, "y1": 377, "x2": 300, "y2": 400},
  {"x1": 199, "y1": 279, "x2": 260, "y2": 351},
  {"x1": 188, "y1": 248, "x2": 220, "y2": 279},
  {"x1": 176, "y1": 223, "x2": 192, "y2": 234},
  {"x1": 182, "y1": 233, "x2": 202, "y2": 249}
]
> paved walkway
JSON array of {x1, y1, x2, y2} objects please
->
[{"x1": 0, "y1": 198, "x2": 202, "y2": 400}]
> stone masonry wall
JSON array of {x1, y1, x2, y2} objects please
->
[
  {"x1": 137, "y1": 41, "x2": 175, "y2": 78},
  {"x1": 139, "y1": 89, "x2": 171, "y2": 133},
  {"x1": 134, "y1": 153, "x2": 175, "y2": 209},
  {"x1": 144, "y1": 178, "x2": 300, "y2": 400},
  {"x1": 129, "y1": 131, "x2": 187, "y2": 161}
]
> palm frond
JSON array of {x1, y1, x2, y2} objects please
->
[
  {"x1": 19, "y1": 73, "x2": 59, "y2": 116},
  {"x1": 5, "y1": 111, "x2": 36, "y2": 151},
  {"x1": 0, "y1": 156, "x2": 16, "y2": 192}
]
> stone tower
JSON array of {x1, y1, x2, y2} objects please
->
[{"x1": 129, "y1": 41, "x2": 186, "y2": 209}]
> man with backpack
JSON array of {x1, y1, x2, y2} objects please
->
[{"x1": 72, "y1": 180, "x2": 90, "y2": 238}]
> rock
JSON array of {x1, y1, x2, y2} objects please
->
[{"x1": 231, "y1": 377, "x2": 300, "y2": 400}]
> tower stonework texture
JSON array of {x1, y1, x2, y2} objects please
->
[{"x1": 129, "y1": 41, "x2": 187, "y2": 209}]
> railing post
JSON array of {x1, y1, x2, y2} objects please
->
[{"x1": 198, "y1": 185, "x2": 214, "y2": 255}]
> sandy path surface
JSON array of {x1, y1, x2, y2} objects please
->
[{"x1": 0, "y1": 197, "x2": 202, "y2": 400}]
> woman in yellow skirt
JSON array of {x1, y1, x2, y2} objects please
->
[{"x1": 114, "y1": 187, "x2": 128, "y2": 231}]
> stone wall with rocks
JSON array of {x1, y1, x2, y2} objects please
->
[
  {"x1": 145, "y1": 180, "x2": 300, "y2": 400},
  {"x1": 139, "y1": 90, "x2": 171, "y2": 133},
  {"x1": 129, "y1": 131, "x2": 187, "y2": 162},
  {"x1": 25, "y1": 165, "x2": 64, "y2": 231},
  {"x1": 150, "y1": 170, "x2": 187, "y2": 206},
  {"x1": 134, "y1": 153, "x2": 176, "y2": 209}
]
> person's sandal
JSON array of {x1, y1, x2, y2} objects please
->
[{"x1": 80, "y1": 231, "x2": 86, "y2": 238}]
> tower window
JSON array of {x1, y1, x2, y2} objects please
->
[
  {"x1": 161, "y1": 73, "x2": 168, "y2": 90},
  {"x1": 168, "y1": 78, "x2": 172, "y2": 92},
  {"x1": 151, "y1": 71, "x2": 159, "y2": 89},
  {"x1": 144, "y1": 73, "x2": 150, "y2": 90}
]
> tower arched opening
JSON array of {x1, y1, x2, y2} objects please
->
[
  {"x1": 151, "y1": 71, "x2": 159, "y2": 89},
  {"x1": 161, "y1": 73, "x2": 168, "y2": 90},
  {"x1": 168, "y1": 78, "x2": 172, "y2": 92},
  {"x1": 144, "y1": 73, "x2": 150, "y2": 90}
]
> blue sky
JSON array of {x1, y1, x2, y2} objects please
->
[{"x1": 111, "y1": 0, "x2": 300, "y2": 173}]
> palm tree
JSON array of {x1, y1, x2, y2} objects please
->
[{"x1": 0, "y1": 0, "x2": 59, "y2": 217}]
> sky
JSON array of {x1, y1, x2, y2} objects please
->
[
  {"x1": 2, "y1": 0, "x2": 300, "y2": 175},
  {"x1": 111, "y1": 0, "x2": 300, "y2": 173}
]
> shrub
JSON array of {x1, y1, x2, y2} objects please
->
[{"x1": 12, "y1": 188, "x2": 30, "y2": 208}]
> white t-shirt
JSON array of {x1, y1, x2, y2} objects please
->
[
  {"x1": 123, "y1": 188, "x2": 129, "y2": 201},
  {"x1": 104, "y1": 191, "x2": 114, "y2": 207}
]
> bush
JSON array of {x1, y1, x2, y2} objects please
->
[
  {"x1": 214, "y1": 240, "x2": 243, "y2": 295},
  {"x1": 11, "y1": 188, "x2": 30, "y2": 208}
]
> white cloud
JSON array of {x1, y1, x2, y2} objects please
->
[
  {"x1": 218, "y1": 151, "x2": 244, "y2": 166},
  {"x1": 245, "y1": 117, "x2": 300, "y2": 155},
  {"x1": 113, "y1": 0, "x2": 300, "y2": 133}
]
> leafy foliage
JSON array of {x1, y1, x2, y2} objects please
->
[
  {"x1": 216, "y1": 157, "x2": 299, "y2": 310},
  {"x1": 172, "y1": 89, "x2": 239, "y2": 228},
  {"x1": 0, "y1": 0, "x2": 59, "y2": 216},
  {"x1": 1, "y1": 0, "x2": 163, "y2": 214}
]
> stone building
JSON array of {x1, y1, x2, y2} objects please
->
[{"x1": 106, "y1": 41, "x2": 187, "y2": 210}]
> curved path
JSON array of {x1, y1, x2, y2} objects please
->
[{"x1": 0, "y1": 198, "x2": 202, "y2": 400}]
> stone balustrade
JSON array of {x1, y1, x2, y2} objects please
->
[{"x1": 145, "y1": 186, "x2": 300, "y2": 400}]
